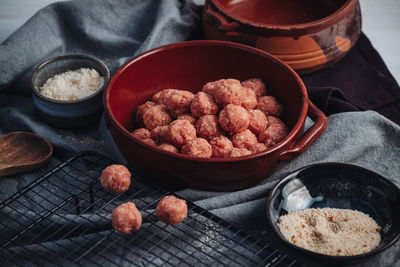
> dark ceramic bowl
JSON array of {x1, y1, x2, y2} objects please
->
[
  {"x1": 104, "y1": 40, "x2": 327, "y2": 191},
  {"x1": 31, "y1": 54, "x2": 110, "y2": 128},
  {"x1": 267, "y1": 162, "x2": 400, "y2": 262},
  {"x1": 203, "y1": 0, "x2": 361, "y2": 74}
]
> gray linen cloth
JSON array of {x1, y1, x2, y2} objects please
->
[{"x1": 0, "y1": 0, "x2": 399, "y2": 266}]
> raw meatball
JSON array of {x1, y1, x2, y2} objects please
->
[
  {"x1": 252, "y1": 143, "x2": 267, "y2": 153},
  {"x1": 152, "y1": 89, "x2": 179, "y2": 104},
  {"x1": 267, "y1": 115, "x2": 285, "y2": 126},
  {"x1": 165, "y1": 90, "x2": 194, "y2": 117},
  {"x1": 214, "y1": 79, "x2": 244, "y2": 107},
  {"x1": 151, "y1": 91, "x2": 163, "y2": 103},
  {"x1": 257, "y1": 96, "x2": 284, "y2": 117},
  {"x1": 259, "y1": 122, "x2": 289, "y2": 147},
  {"x1": 158, "y1": 143, "x2": 179, "y2": 153},
  {"x1": 112, "y1": 202, "x2": 142, "y2": 233},
  {"x1": 100, "y1": 164, "x2": 131, "y2": 194},
  {"x1": 177, "y1": 114, "x2": 197, "y2": 125},
  {"x1": 151, "y1": 125, "x2": 169, "y2": 144},
  {"x1": 142, "y1": 138, "x2": 157, "y2": 146},
  {"x1": 131, "y1": 128, "x2": 151, "y2": 140},
  {"x1": 219, "y1": 104, "x2": 250, "y2": 133},
  {"x1": 248, "y1": 110, "x2": 268, "y2": 135},
  {"x1": 241, "y1": 87, "x2": 258, "y2": 110},
  {"x1": 136, "y1": 101, "x2": 156, "y2": 126},
  {"x1": 229, "y1": 147, "x2": 252, "y2": 157},
  {"x1": 195, "y1": 115, "x2": 224, "y2": 140},
  {"x1": 156, "y1": 195, "x2": 187, "y2": 225},
  {"x1": 167, "y1": 119, "x2": 197, "y2": 147},
  {"x1": 143, "y1": 104, "x2": 172, "y2": 130},
  {"x1": 202, "y1": 79, "x2": 224, "y2": 96},
  {"x1": 181, "y1": 138, "x2": 212, "y2": 158},
  {"x1": 190, "y1": 92, "x2": 219, "y2": 118},
  {"x1": 209, "y1": 135, "x2": 233, "y2": 158},
  {"x1": 231, "y1": 129, "x2": 258, "y2": 151},
  {"x1": 241, "y1": 78, "x2": 267, "y2": 98}
]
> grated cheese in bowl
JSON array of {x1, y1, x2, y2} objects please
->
[
  {"x1": 39, "y1": 68, "x2": 104, "y2": 101},
  {"x1": 278, "y1": 208, "x2": 381, "y2": 256}
]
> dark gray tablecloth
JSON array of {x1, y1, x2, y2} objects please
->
[{"x1": 1, "y1": 0, "x2": 400, "y2": 266}]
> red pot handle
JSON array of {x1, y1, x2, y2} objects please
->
[
  {"x1": 204, "y1": 6, "x2": 241, "y2": 36},
  {"x1": 279, "y1": 100, "x2": 328, "y2": 161}
]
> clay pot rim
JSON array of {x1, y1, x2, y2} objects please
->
[
  {"x1": 104, "y1": 40, "x2": 309, "y2": 163},
  {"x1": 211, "y1": 0, "x2": 358, "y2": 31}
]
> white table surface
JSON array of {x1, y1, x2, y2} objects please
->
[{"x1": 0, "y1": 0, "x2": 399, "y2": 83}]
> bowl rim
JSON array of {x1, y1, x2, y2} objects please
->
[
  {"x1": 266, "y1": 161, "x2": 400, "y2": 261},
  {"x1": 104, "y1": 40, "x2": 309, "y2": 163},
  {"x1": 31, "y1": 54, "x2": 110, "y2": 104},
  {"x1": 211, "y1": 0, "x2": 358, "y2": 31}
]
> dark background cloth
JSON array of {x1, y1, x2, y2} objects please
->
[
  {"x1": 303, "y1": 33, "x2": 400, "y2": 125},
  {"x1": 1, "y1": 0, "x2": 400, "y2": 266}
]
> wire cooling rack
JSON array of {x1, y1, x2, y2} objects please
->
[{"x1": 0, "y1": 151, "x2": 300, "y2": 266}]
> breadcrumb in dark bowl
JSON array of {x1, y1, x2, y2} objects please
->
[{"x1": 267, "y1": 162, "x2": 400, "y2": 263}]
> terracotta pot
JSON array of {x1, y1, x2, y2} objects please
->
[
  {"x1": 104, "y1": 41, "x2": 327, "y2": 191},
  {"x1": 202, "y1": 0, "x2": 361, "y2": 74}
]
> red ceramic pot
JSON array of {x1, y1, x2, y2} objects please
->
[
  {"x1": 202, "y1": 0, "x2": 361, "y2": 74},
  {"x1": 104, "y1": 41, "x2": 327, "y2": 191}
]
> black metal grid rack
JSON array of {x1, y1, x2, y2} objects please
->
[{"x1": 0, "y1": 151, "x2": 299, "y2": 266}]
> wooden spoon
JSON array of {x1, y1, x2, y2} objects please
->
[{"x1": 0, "y1": 132, "x2": 53, "y2": 177}]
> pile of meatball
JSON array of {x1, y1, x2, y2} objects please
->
[
  {"x1": 132, "y1": 78, "x2": 288, "y2": 158},
  {"x1": 100, "y1": 164, "x2": 188, "y2": 234}
]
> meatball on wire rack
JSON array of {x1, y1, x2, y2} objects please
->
[{"x1": 0, "y1": 151, "x2": 299, "y2": 266}]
